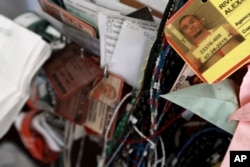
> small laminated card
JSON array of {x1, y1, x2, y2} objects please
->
[
  {"x1": 84, "y1": 73, "x2": 124, "y2": 137},
  {"x1": 165, "y1": 0, "x2": 250, "y2": 83},
  {"x1": 44, "y1": 43, "x2": 102, "y2": 100}
]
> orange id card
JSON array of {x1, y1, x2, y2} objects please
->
[
  {"x1": 165, "y1": 0, "x2": 250, "y2": 83},
  {"x1": 43, "y1": 43, "x2": 102, "y2": 100}
]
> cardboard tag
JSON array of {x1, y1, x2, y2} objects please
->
[
  {"x1": 54, "y1": 85, "x2": 92, "y2": 125},
  {"x1": 89, "y1": 73, "x2": 124, "y2": 108},
  {"x1": 165, "y1": 0, "x2": 250, "y2": 83},
  {"x1": 84, "y1": 99, "x2": 116, "y2": 137},
  {"x1": 44, "y1": 43, "x2": 102, "y2": 100}
]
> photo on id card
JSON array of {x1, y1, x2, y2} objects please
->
[
  {"x1": 165, "y1": 0, "x2": 250, "y2": 83},
  {"x1": 89, "y1": 73, "x2": 124, "y2": 108}
]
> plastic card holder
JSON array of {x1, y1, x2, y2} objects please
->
[{"x1": 165, "y1": 0, "x2": 250, "y2": 83}]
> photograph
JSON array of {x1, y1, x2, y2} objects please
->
[
  {"x1": 89, "y1": 74, "x2": 123, "y2": 107},
  {"x1": 165, "y1": 1, "x2": 244, "y2": 73}
]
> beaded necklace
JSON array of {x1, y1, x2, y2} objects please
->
[
  {"x1": 146, "y1": 0, "x2": 187, "y2": 165},
  {"x1": 149, "y1": 41, "x2": 170, "y2": 134},
  {"x1": 103, "y1": 0, "x2": 187, "y2": 165}
]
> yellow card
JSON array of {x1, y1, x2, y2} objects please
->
[{"x1": 165, "y1": 0, "x2": 250, "y2": 83}]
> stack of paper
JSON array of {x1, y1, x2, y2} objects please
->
[{"x1": 0, "y1": 15, "x2": 51, "y2": 138}]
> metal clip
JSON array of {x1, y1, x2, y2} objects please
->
[
  {"x1": 80, "y1": 48, "x2": 84, "y2": 59},
  {"x1": 104, "y1": 64, "x2": 109, "y2": 78}
]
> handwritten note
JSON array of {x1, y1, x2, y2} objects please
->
[
  {"x1": 98, "y1": 13, "x2": 159, "y2": 69},
  {"x1": 64, "y1": 0, "x2": 120, "y2": 29},
  {"x1": 95, "y1": 0, "x2": 135, "y2": 15}
]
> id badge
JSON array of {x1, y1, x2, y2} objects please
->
[
  {"x1": 44, "y1": 43, "x2": 102, "y2": 100},
  {"x1": 165, "y1": 0, "x2": 250, "y2": 83},
  {"x1": 85, "y1": 73, "x2": 124, "y2": 137},
  {"x1": 89, "y1": 73, "x2": 124, "y2": 107},
  {"x1": 84, "y1": 99, "x2": 116, "y2": 137}
]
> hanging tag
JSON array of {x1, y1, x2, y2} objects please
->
[
  {"x1": 165, "y1": 0, "x2": 250, "y2": 83},
  {"x1": 44, "y1": 43, "x2": 102, "y2": 100},
  {"x1": 84, "y1": 73, "x2": 124, "y2": 137},
  {"x1": 54, "y1": 84, "x2": 92, "y2": 125},
  {"x1": 84, "y1": 100, "x2": 116, "y2": 137},
  {"x1": 89, "y1": 73, "x2": 124, "y2": 107}
]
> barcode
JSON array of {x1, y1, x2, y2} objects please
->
[{"x1": 52, "y1": 74, "x2": 67, "y2": 95}]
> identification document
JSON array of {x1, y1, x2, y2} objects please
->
[
  {"x1": 85, "y1": 73, "x2": 124, "y2": 137},
  {"x1": 170, "y1": 64, "x2": 199, "y2": 92},
  {"x1": 63, "y1": 0, "x2": 120, "y2": 31},
  {"x1": 43, "y1": 43, "x2": 102, "y2": 100},
  {"x1": 165, "y1": 0, "x2": 250, "y2": 83}
]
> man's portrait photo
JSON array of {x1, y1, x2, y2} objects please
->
[
  {"x1": 165, "y1": 1, "x2": 245, "y2": 73},
  {"x1": 89, "y1": 74, "x2": 123, "y2": 107}
]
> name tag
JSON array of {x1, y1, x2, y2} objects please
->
[{"x1": 165, "y1": 0, "x2": 250, "y2": 83}]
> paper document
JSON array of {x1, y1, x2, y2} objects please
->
[
  {"x1": 98, "y1": 13, "x2": 158, "y2": 87},
  {"x1": 161, "y1": 79, "x2": 239, "y2": 134},
  {"x1": 0, "y1": 15, "x2": 51, "y2": 138}
]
